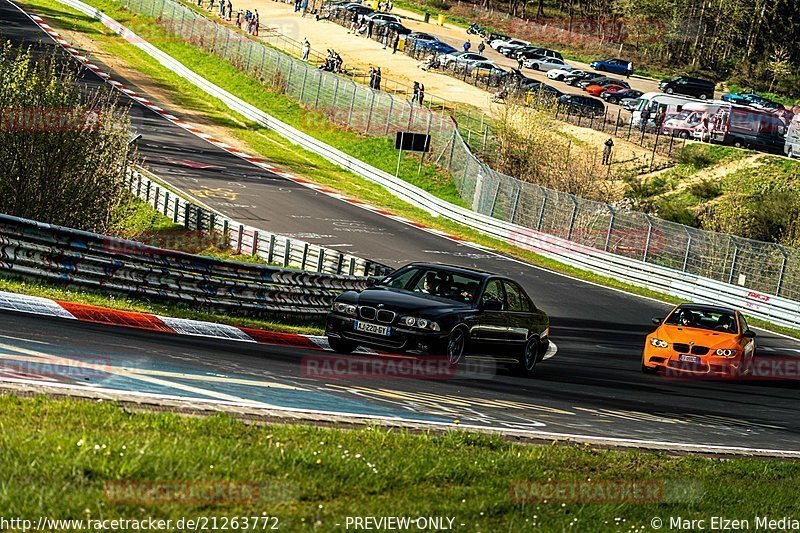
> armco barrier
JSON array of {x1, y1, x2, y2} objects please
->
[
  {"x1": 125, "y1": 168, "x2": 391, "y2": 277},
  {"x1": 0, "y1": 212, "x2": 375, "y2": 316},
  {"x1": 45, "y1": 0, "x2": 800, "y2": 329}
]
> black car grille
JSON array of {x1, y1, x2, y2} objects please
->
[
  {"x1": 358, "y1": 306, "x2": 396, "y2": 324},
  {"x1": 672, "y1": 343, "x2": 710, "y2": 355}
]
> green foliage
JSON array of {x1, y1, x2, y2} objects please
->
[
  {"x1": 677, "y1": 144, "x2": 743, "y2": 169},
  {"x1": 0, "y1": 42, "x2": 133, "y2": 232}
]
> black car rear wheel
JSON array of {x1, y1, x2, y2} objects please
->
[
  {"x1": 446, "y1": 327, "x2": 467, "y2": 367},
  {"x1": 515, "y1": 337, "x2": 540, "y2": 377},
  {"x1": 328, "y1": 337, "x2": 357, "y2": 354}
]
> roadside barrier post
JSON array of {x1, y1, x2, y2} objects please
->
[
  {"x1": 301, "y1": 243, "x2": 309, "y2": 270},
  {"x1": 284, "y1": 239, "x2": 291, "y2": 267},
  {"x1": 267, "y1": 234, "x2": 276, "y2": 264},
  {"x1": 236, "y1": 225, "x2": 244, "y2": 254}
]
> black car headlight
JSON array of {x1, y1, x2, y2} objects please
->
[
  {"x1": 332, "y1": 302, "x2": 357, "y2": 316},
  {"x1": 402, "y1": 316, "x2": 440, "y2": 332}
]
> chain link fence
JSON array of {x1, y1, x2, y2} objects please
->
[{"x1": 127, "y1": 0, "x2": 800, "y2": 302}]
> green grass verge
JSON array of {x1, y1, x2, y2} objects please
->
[
  {"x1": 3, "y1": 394, "x2": 800, "y2": 530},
  {"x1": 16, "y1": 0, "x2": 800, "y2": 341}
]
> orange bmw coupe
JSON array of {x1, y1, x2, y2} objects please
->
[{"x1": 642, "y1": 303, "x2": 757, "y2": 377}]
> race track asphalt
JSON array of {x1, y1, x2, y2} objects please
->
[{"x1": 3, "y1": 0, "x2": 800, "y2": 452}]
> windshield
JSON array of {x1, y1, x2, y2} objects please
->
[
  {"x1": 665, "y1": 307, "x2": 738, "y2": 334},
  {"x1": 380, "y1": 266, "x2": 483, "y2": 305}
]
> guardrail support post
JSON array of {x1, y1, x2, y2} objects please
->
[
  {"x1": 604, "y1": 205, "x2": 615, "y2": 251},
  {"x1": 301, "y1": 243, "x2": 309, "y2": 270},
  {"x1": 145, "y1": 180, "x2": 151, "y2": 202},
  {"x1": 537, "y1": 189, "x2": 548, "y2": 231},
  {"x1": 348, "y1": 257, "x2": 356, "y2": 276},
  {"x1": 222, "y1": 218, "x2": 229, "y2": 239},
  {"x1": 267, "y1": 234, "x2": 276, "y2": 264},
  {"x1": 284, "y1": 239, "x2": 291, "y2": 267},
  {"x1": 153, "y1": 186, "x2": 160, "y2": 209},
  {"x1": 173, "y1": 197, "x2": 179, "y2": 223},
  {"x1": 643, "y1": 215, "x2": 653, "y2": 262},
  {"x1": 776, "y1": 246, "x2": 788, "y2": 296},
  {"x1": 252, "y1": 230, "x2": 259, "y2": 255},
  {"x1": 336, "y1": 254, "x2": 344, "y2": 275},
  {"x1": 164, "y1": 191, "x2": 170, "y2": 215},
  {"x1": 236, "y1": 224, "x2": 243, "y2": 254},
  {"x1": 567, "y1": 195, "x2": 578, "y2": 241},
  {"x1": 317, "y1": 248, "x2": 325, "y2": 273},
  {"x1": 196, "y1": 206, "x2": 203, "y2": 230},
  {"x1": 184, "y1": 203, "x2": 190, "y2": 228},
  {"x1": 728, "y1": 238, "x2": 739, "y2": 284}
]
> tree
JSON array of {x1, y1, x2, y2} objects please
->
[
  {"x1": 0, "y1": 42, "x2": 133, "y2": 233},
  {"x1": 767, "y1": 47, "x2": 792, "y2": 92}
]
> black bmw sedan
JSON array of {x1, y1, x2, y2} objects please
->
[{"x1": 325, "y1": 263, "x2": 550, "y2": 376}]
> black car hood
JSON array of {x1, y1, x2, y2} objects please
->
[{"x1": 354, "y1": 287, "x2": 472, "y2": 316}]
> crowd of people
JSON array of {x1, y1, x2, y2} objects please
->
[
  {"x1": 320, "y1": 49, "x2": 344, "y2": 73},
  {"x1": 200, "y1": 0, "x2": 259, "y2": 36}
]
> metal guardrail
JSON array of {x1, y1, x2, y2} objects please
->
[
  {"x1": 125, "y1": 169, "x2": 391, "y2": 277},
  {"x1": 51, "y1": 0, "x2": 800, "y2": 329},
  {"x1": 0, "y1": 211, "x2": 376, "y2": 316}
]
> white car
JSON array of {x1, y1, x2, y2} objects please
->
[
  {"x1": 523, "y1": 57, "x2": 570, "y2": 72},
  {"x1": 546, "y1": 67, "x2": 580, "y2": 81},
  {"x1": 364, "y1": 13, "x2": 401, "y2": 24},
  {"x1": 490, "y1": 37, "x2": 529, "y2": 52},
  {"x1": 437, "y1": 52, "x2": 489, "y2": 68}
]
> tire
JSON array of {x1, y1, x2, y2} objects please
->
[
  {"x1": 445, "y1": 326, "x2": 468, "y2": 368},
  {"x1": 679, "y1": 130, "x2": 689, "y2": 139},
  {"x1": 515, "y1": 336, "x2": 540, "y2": 377},
  {"x1": 733, "y1": 139, "x2": 744, "y2": 149},
  {"x1": 665, "y1": 88, "x2": 674, "y2": 95},
  {"x1": 699, "y1": 94, "x2": 708, "y2": 100},
  {"x1": 608, "y1": 97, "x2": 618, "y2": 104},
  {"x1": 328, "y1": 336, "x2": 357, "y2": 354},
  {"x1": 530, "y1": 63, "x2": 539, "y2": 71},
  {"x1": 788, "y1": 147, "x2": 794, "y2": 158}
]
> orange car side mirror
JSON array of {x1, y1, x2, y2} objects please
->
[{"x1": 743, "y1": 329, "x2": 757, "y2": 339}]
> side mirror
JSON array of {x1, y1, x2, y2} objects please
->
[
  {"x1": 652, "y1": 317, "x2": 663, "y2": 325},
  {"x1": 743, "y1": 330, "x2": 757, "y2": 339},
  {"x1": 482, "y1": 300, "x2": 503, "y2": 312}
]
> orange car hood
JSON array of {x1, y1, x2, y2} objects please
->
[{"x1": 656, "y1": 324, "x2": 739, "y2": 348}]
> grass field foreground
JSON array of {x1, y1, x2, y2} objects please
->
[{"x1": 2, "y1": 394, "x2": 800, "y2": 531}]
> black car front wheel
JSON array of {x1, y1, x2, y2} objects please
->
[
  {"x1": 446, "y1": 327, "x2": 468, "y2": 367},
  {"x1": 328, "y1": 337, "x2": 357, "y2": 354},
  {"x1": 515, "y1": 336, "x2": 540, "y2": 377}
]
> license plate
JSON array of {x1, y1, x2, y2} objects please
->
[
  {"x1": 354, "y1": 321, "x2": 391, "y2": 336},
  {"x1": 679, "y1": 354, "x2": 700, "y2": 363}
]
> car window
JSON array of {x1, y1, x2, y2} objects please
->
[
  {"x1": 387, "y1": 268, "x2": 482, "y2": 304},
  {"x1": 503, "y1": 282, "x2": 531, "y2": 312},
  {"x1": 665, "y1": 307, "x2": 739, "y2": 333},
  {"x1": 382, "y1": 267, "x2": 419, "y2": 290},
  {"x1": 482, "y1": 279, "x2": 506, "y2": 309},
  {"x1": 738, "y1": 314, "x2": 748, "y2": 334}
]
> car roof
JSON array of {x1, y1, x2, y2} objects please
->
[
  {"x1": 674, "y1": 303, "x2": 737, "y2": 315},
  {"x1": 404, "y1": 262, "x2": 496, "y2": 278}
]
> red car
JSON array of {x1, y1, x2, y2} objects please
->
[{"x1": 585, "y1": 83, "x2": 625, "y2": 97}]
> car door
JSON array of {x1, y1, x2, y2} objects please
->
[
  {"x1": 502, "y1": 281, "x2": 534, "y2": 348},
  {"x1": 469, "y1": 279, "x2": 510, "y2": 355}
]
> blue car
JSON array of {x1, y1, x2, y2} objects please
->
[
  {"x1": 418, "y1": 41, "x2": 457, "y2": 55},
  {"x1": 589, "y1": 58, "x2": 634, "y2": 77},
  {"x1": 722, "y1": 93, "x2": 784, "y2": 110}
]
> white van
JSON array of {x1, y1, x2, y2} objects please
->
[
  {"x1": 785, "y1": 115, "x2": 800, "y2": 158},
  {"x1": 631, "y1": 92, "x2": 698, "y2": 127}
]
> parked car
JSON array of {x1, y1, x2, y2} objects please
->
[
  {"x1": 408, "y1": 32, "x2": 438, "y2": 44},
  {"x1": 381, "y1": 21, "x2": 411, "y2": 35},
  {"x1": 325, "y1": 263, "x2": 551, "y2": 376},
  {"x1": 785, "y1": 117, "x2": 800, "y2": 158},
  {"x1": 490, "y1": 36, "x2": 528, "y2": 51},
  {"x1": 437, "y1": 51, "x2": 488, "y2": 68},
  {"x1": 364, "y1": 12, "x2": 401, "y2": 24},
  {"x1": 523, "y1": 56, "x2": 570, "y2": 72},
  {"x1": 558, "y1": 94, "x2": 605, "y2": 117},
  {"x1": 722, "y1": 93, "x2": 784, "y2": 111},
  {"x1": 547, "y1": 67, "x2": 582, "y2": 81},
  {"x1": 622, "y1": 97, "x2": 641, "y2": 111},
  {"x1": 585, "y1": 83, "x2": 626, "y2": 97},
  {"x1": 590, "y1": 58, "x2": 634, "y2": 77},
  {"x1": 345, "y1": 4, "x2": 373, "y2": 15},
  {"x1": 578, "y1": 76, "x2": 629, "y2": 90},
  {"x1": 515, "y1": 47, "x2": 563, "y2": 61},
  {"x1": 602, "y1": 88, "x2": 643, "y2": 104},
  {"x1": 709, "y1": 104, "x2": 787, "y2": 154},
  {"x1": 659, "y1": 76, "x2": 715, "y2": 100},
  {"x1": 468, "y1": 61, "x2": 508, "y2": 79},
  {"x1": 631, "y1": 92, "x2": 699, "y2": 126},
  {"x1": 562, "y1": 70, "x2": 593, "y2": 84},
  {"x1": 525, "y1": 83, "x2": 563, "y2": 106},
  {"x1": 416, "y1": 41, "x2": 457, "y2": 55},
  {"x1": 661, "y1": 110, "x2": 703, "y2": 138}
]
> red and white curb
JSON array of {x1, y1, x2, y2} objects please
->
[
  {"x1": 0, "y1": 290, "x2": 330, "y2": 350},
  {"x1": 27, "y1": 11, "x2": 485, "y2": 249}
]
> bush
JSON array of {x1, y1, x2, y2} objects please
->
[{"x1": 0, "y1": 42, "x2": 132, "y2": 232}]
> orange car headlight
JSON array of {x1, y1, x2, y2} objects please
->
[
  {"x1": 715, "y1": 349, "x2": 738, "y2": 357},
  {"x1": 650, "y1": 338, "x2": 669, "y2": 348}
]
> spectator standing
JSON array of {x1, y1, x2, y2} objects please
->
[
  {"x1": 301, "y1": 0, "x2": 308, "y2": 17},
  {"x1": 411, "y1": 81, "x2": 420, "y2": 103},
  {"x1": 294, "y1": 0, "x2": 301, "y2": 12},
  {"x1": 349, "y1": 11, "x2": 358, "y2": 33},
  {"x1": 207, "y1": 0, "x2": 214, "y2": 11},
  {"x1": 463, "y1": 40, "x2": 471, "y2": 52},
  {"x1": 369, "y1": 66, "x2": 376, "y2": 89},
  {"x1": 418, "y1": 84, "x2": 425, "y2": 105},
  {"x1": 375, "y1": 67, "x2": 382, "y2": 90},
  {"x1": 602, "y1": 137, "x2": 613, "y2": 165},
  {"x1": 367, "y1": 19, "x2": 374, "y2": 39},
  {"x1": 302, "y1": 38, "x2": 310, "y2": 61},
  {"x1": 640, "y1": 106, "x2": 650, "y2": 131},
  {"x1": 226, "y1": 0, "x2": 232, "y2": 20},
  {"x1": 517, "y1": 56, "x2": 523, "y2": 70},
  {"x1": 253, "y1": 10, "x2": 260, "y2": 35},
  {"x1": 218, "y1": 0, "x2": 224, "y2": 18},
  {"x1": 392, "y1": 33, "x2": 399, "y2": 54},
  {"x1": 382, "y1": 30, "x2": 389, "y2": 49},
  {"x1": 387, "y1": 1, "x2": 393, "y2": 11},
  {"x1": 477, "y1": 41, "x2": 485, "y2": 54}
]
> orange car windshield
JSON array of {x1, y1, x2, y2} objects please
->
[{"x1": 665, "y1": 308, "x2": 738, "y2": 334}]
